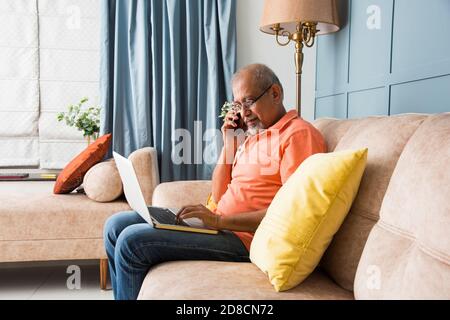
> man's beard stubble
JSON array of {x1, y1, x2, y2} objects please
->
[{"x1": 246, "y1": 120, "x2": 265, "y2": 136}]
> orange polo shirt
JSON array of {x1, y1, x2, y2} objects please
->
[{"x1": 215, "y1": 110, "x2": 327, "y2": 251}]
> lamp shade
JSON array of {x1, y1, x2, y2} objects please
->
[{"x1": 260, "y1": 0, "x2": 340, "y2": 35}]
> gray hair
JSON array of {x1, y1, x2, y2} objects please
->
[{"x1": 232, "y1": 63, "x2": 284, "y2": 95}]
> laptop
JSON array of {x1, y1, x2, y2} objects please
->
[{"x1": 113, "y1": 151, "x2": 218, "y2": 235}]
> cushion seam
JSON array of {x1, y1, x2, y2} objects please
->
[
  {"x1": 0, "y1": 237, "x2": 103, "y2": 242},
  {"x1": 377, "y1": 221, "x2": 450, "y2": 265},
  {"x1": 350, "y1": 207, "x2": 379, "y2": 221}
]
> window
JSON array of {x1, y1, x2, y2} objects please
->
[{"x1": 0, "y1": 0, "x2": 100, "y2": 170}]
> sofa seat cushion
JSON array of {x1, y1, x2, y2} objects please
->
[
  {"x1": 0, "y1": 181, "x2": 130, "y2": 241},
  {"x1": 0, "y1": 238, "x2": 107, "y2": 262},
  {"x1": 137, "y1": 261, "x2": 353, "y2": 300}
]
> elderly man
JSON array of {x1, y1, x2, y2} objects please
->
[{"x1": 104, "y1": 64, "x2": 326, "y2": 300}]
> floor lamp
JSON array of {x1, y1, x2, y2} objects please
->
[{"x1": 260, "y1": 0, "x2": 340, "y2": 117}]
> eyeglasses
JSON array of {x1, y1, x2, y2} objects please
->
[{"x1": 232, "y1": 83, "x2": 273, "y2": 112}]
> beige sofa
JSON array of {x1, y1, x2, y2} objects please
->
[
  {"x1": 1, "y1": 113, "x2": 449, "y2": 299},
  {"x1": 0, "y1": 148, "x2": 159, "y2": 290},
  {"x1": 137, "y1": 113, "x2": 450, "y2": 300}
]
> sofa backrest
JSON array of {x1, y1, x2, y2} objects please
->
[
  {"x1": 353, "y1": 113, "x2": 450, "y2": 299},
  {"x1": 313, "y1": 113, "x2": 427, "y2": 291}
]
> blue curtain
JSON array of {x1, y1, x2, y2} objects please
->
[{"x1": 100, "y1": 0, "x2": 236, "y2": 182}]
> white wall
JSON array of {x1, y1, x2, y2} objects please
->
[{"x1": 236, "y1": 0, "x2": 316, "y2": 121}]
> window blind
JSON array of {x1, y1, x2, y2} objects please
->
[
  {"x1": 0, "y1": 0, "x2": 100, "y2": 169},
  {"x1": 0, "y1": 0, "x2": 40, "y2": 166}
]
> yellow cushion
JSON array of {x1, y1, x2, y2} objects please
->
[
  {"x1": 205, "y1": 193, "x2": 218, "y2": 212},
  {"x1": 250, "y1": 148, "x2": 368, "y2": 292}
]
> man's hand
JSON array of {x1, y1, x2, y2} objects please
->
[
  {"x1": 221, "y1": 107, "x2": 247, "y2": 138},
  {"x1": 176, "y1": 205, "x2": 221, "y2": 230},
  {"x1": 176, "y1": 206, "x2": 267, "y2": 233},
  {"x1": 221, "y1": 107, "x2": 241, "y2": 134}
]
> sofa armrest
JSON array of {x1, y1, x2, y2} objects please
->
[
  {"x1": 152, "y1": 180, "x2": 212, "y2": 208},
  {"x1": 129, "y1": 147, "x2": 160, "y2": 205}
]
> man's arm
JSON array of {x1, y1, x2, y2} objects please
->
[
  {"x1": 217, "y1": 209, "x2": 267, "y2": 232},
  {"x1": 177, "y1": 205, "x2": 267, "y2": 233},
  {"x1": 212, "y1": 106, "x2": 245, "y2": 203},
  {"x1": 211, "y1": 142, "x2": 236, "y2": 203}
]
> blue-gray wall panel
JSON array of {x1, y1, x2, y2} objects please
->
[
  {"x1": 348, "y1": 87, "x2": 387, "y2": 118},
  {"x1": 390, "y1": 76, "x2": 450, "y2": 115},
  {"x1": 392, "y1": 0, "x2": 450, "y2": 73},
  {"x1": 315, "y1": 0, "x2": 450, "y2": 119},
  {"x1": 349, "y1": 0, "x2": 392, "y2": 83},
  {"x1": 315, "y1": 94, "x2": 347, "y2": 119},
  {"x1": 316, "y1": 30, "x2": 349, "y2": 92},
  {"x1": 316, "y1": 0, "x2": 350, "y2": 92}
]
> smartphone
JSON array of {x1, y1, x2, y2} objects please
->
[
  {"x1": 234, "y1": 112, "x2": 242, "y2": 126},
  {"x1": 231, "y1": 105, "x2": 245, "y2": 130}
]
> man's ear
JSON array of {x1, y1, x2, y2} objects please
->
[{"x1": 271, "y1": 84, "x2": 283, "y2": 104}]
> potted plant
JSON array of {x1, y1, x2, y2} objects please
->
[
  {"x1": 219, "y1": 101, "x2": 236, "y2": 119},
  {"x1": 57, "y1": 97, "x2": 101, "y2": 145}
]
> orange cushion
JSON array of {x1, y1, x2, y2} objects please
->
[{"x1": 53, "y1": 134, "x2": 112, "y2": 194}]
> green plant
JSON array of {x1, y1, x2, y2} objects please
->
[
  {"x1": 219, "y1": 101, "x2": 235, "y2": 120},
  {"x1": 57, "y1": 97, "x2": 101, "y2": 139}
]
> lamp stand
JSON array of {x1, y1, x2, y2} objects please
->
[
  {"x1": 295, "y1": 40, "x2": 303, "y2": 116},
  {"x1": 270, "y1": 22, "x2": 318, "y2": 118}
]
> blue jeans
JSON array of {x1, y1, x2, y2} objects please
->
[{"x1": 103, "y1": 210, "x2": 250, "y2": 300}]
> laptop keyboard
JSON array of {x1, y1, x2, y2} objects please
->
[{"x1": 149, "y1": 207, "x2": 189, "y2": 226}]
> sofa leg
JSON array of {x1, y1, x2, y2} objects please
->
[{"x1": 100, "y1": 258, "x2": 108, "y2": 290}]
